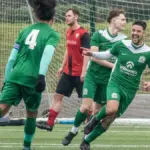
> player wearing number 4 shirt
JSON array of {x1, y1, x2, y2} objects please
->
[
  {"x1": 81, "y1": 20, "x2": 150, "y2": 150},
  {"x1": 0, "y1": 0, "x2": 60, "y2": 150}
]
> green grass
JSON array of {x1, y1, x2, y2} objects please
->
[{"x1": 0, "y1": 124, "x2": 150, "y2": 150}]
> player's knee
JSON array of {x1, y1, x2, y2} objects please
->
[
  {"x1": 53, "y1": 93, "x2": 63, "y2": 103},
  {"x1": 0, "y1": 104, "x2": 10, "y2": 117},
  {"x1": 92, "y1": 109, "x2": 99, "y2": 115},
  {"x1": 27, "y1": 111, "x2": 37, "y2": 118},
  {"x1": 106, "y1": 105, "x2": 118, "y2": 115},
  {"x1": 80, "y1": 104, "x2": 91, "y2": 113}
]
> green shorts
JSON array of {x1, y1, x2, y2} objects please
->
[
  {"x1": 0, "y1": 82, "x2": 42, "y2": 112},
  {"x1": 107, "y1": 80, "x2": 136, "y2": 117},
  {"x1": 82, "y1": 71, "x2": 107, "y2": 105}
]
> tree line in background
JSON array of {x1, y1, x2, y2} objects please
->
[{"x1": 0, "y1": 0, "x2": 150, "y2": 23}]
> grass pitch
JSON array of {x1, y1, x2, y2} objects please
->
[{"x1": 0, "y1": 124, "x2": 150, "y2": 150}]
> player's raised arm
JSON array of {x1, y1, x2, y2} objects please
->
[
  {"x1": 82, "y1": 47, "x2": 113, "y2": 60},
  {"x1": 81, "y1": 47, "x2": 92, "y2": 56},
  {"x1": 81, "y1": 46, "x2": 114, "y2": 69}
]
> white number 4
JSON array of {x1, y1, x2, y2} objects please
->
[{"x1": 25, "y1": 29, "x2": 39, "y2": 50}]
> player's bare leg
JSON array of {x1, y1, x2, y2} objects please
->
[
  {"x1": 0, "y1": 104, "x2": 10, "y2": 117},
  {"x1": 84, "y1": 100, "x2": 119, "y2": 134},
  {"x1": 80, "y1": 115, "x2": 116, "y2": 150},
  {"x1": 36, "y1": 93, "x2": 63, "y2": 131}
]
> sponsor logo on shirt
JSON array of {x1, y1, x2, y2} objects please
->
[
  {"x1": 67, "y1": 40, "x2": 77, "y2": 45},
  {"x1": 126, "y1": 61, "x2": 134, "y2": 69},
  {"x1": 120, "y1": 61, "x2": 137, "y2": 76}
]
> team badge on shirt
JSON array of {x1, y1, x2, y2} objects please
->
[
  {"x1": 111, "y1": 93, "x2": 118, "y2": 99},
  {"x1": 138, "y1": 56, "x2": 146, "y2": 63},
  {"x1": 76, "y1": 33, "x2": 80, "y2": 38},
  {"x1": 83, "y1": 88, "x2": 88, "y2": 95}
]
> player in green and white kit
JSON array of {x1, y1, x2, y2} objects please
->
[
  {"x1": 0, "y1": 0, "x2": 60, "y2": 150},
  {"x1": 81, "y1": 20, "x2": 149, "y2": 150},
  {"x1": 62, "y1": 9, "x2": 127, "y2": 146}
]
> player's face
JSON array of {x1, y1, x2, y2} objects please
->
[
  {"x1": 113, "y1": 14, "x2": 126, "y2": 31},
  {"x1": 131, "y1": 25, "x2": 145, "y2": 45},
  {"x1": 65, "y1": 10, "x2": 78, "y2": 26}
]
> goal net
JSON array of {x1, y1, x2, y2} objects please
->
[{"x1": 0, "y1": 0, "x2": 150, "y2": 125}]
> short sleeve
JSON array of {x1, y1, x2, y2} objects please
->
[
  {"x1": 81, "y1": 33, "x2": 90, "y2": 48},
  {"x1": 13, "y1": 29, "x2": 24, "y2": 50},
  {"x1": 110, "y1": 41, "x2": 121, "y2": 56},
  {"x1": 90, "y1": 31, "x2": 101, "y2": 47},
  {"x1": 46, "y1": 31, "x2": 60, "y2": 48}
]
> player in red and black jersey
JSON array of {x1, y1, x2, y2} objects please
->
[
  {"x1": 36, "y1": 8, "x2": 90, "y2": 131},
  {"x1": 64, "y1": 26, "x2": 89, "y2": 76}
]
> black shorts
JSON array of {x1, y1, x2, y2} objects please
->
[{"x1": 56, "y1": 73, "x2": 83, "y2": 98}]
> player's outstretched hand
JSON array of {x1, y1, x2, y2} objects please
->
[
  {"x1": 36, "y1": 75, "x2": 46, "y2": 92},
  {"x1": 81, "y1": 47, "x2": 93, "y2": 56},
  {"x1": 142, "y1": 81, "x2": 150, "y2": 91}
]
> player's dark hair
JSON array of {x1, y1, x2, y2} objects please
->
[
  {"x1": 132, "y1": 20, "x2": 147, "y2": 30},
  {"x1": 107, "y1": 8, "x2": 125, "y2": 23},
  {"x1": 66, "y1": 8, "x2": 80, "y2": 16},
  {"x1": 28, "y1": 0, "x2": 56, "y2": 21}
]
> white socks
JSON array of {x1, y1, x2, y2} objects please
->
[{"x1": 71, "y1": 126, "x2": 79, "y2": 134}]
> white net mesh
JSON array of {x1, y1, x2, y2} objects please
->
[
  {"x1": 0, "y1": 0, "x2": 34, "y2": 117},
  {"x1": 0, "y1": 0, "x2": 150, "y2": 123}
]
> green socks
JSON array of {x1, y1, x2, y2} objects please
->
[
  {"x1": 24, "y1": 118, "x2": 36, "y2": 148},
  {"x1": 96, "y1": 105, "x2": 107, "y2": 121},
  {"x1": 89, "y1": 114, "x2": 93, "y2": 120},
  {"x1": 74, "y1": 109, "x2": 88, "y2": 127},
  {"x1": 85, "y1": 123, "x2": 106, "y2": 143}
]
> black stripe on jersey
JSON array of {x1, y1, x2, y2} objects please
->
[
  {"x1": 81, "y1": 33, "x2": 90, "y2": 49},
  {"x1": 68, "y1": 55, "x2": 72, "y2": 76}
]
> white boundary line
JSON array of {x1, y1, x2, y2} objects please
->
[
  {"x1": 1, "y1": 143, "x2": 150, "y2": 148},
  {"x1": 0, "y1": 128, "x2": 150, "y2": 133}
]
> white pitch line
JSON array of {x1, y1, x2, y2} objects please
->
[
  {"x1": 0, "y1": 128, "x2": 150, "y2": 133},
  {"x1": 0, "y1": 144, "x2": 150, "y2": 148}
]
